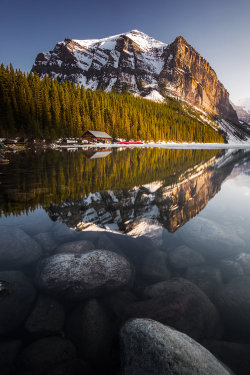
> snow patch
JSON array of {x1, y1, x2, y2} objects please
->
[{"x1": 145, "y1": 90, "x2": 165, "y2": 102}]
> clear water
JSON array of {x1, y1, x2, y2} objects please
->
[{"x1": 1, "y1": 147, "x2": 250, "y2": 375}]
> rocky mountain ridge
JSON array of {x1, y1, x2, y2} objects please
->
[
  {"x1": 32, "y1": 30, "x2": 237, "y2": 122},
  {"x1": 231, "y1": 102, "x2": 250, "y2": 124}
]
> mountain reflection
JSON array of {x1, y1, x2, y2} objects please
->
[{"x1": 1, "y1": 147, "x2": 249, "y2": 233}]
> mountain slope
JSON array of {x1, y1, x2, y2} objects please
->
[
  {"x1": 232, "y1": 98, "x2": 250, "y2": 124},
  {"x1": 32, "y1": 30, "x2": 237, "y2": 122}
]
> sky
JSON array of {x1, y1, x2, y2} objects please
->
[{"x1": 0, "y1": 0, "x2": 249, "y2": 102}]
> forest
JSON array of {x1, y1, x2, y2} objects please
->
[{"x1": 0, "y1": 64, "x2": 225, "y2": 143}]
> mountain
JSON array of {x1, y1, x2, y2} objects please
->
[
  {"x1": 32, "y1": 30, "x2": 237, "y2": 122},
  {"x1": 232, "y1": 98, "x2": 250, "y2": 124},
  {"x1": 235, "y1": 98, "x2": 250, "y2": 113}
]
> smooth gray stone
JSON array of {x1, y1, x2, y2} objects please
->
[
  {"x1": 120, "y1": 319, "x2": 232, "y2": 375},
  {"x1": 36, "y1": 250, "x2": 134, "y2": 300}
]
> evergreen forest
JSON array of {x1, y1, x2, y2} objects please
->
[{"x1": 0, "y1": 64, "x2": 225, "y2": 143}]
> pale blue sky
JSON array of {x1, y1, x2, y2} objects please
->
[{"x1": 0, "y1": 0, "x2": 249, "y2": 101}]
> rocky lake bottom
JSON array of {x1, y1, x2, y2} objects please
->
[{"x1": 0, "y1": 147, "x2": 250, "y2": 375}]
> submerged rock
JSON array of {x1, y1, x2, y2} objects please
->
[
  {"x1": 168, "y1": 245, "x2": 205, "y2": 269},
  {"x1": 36, "y1": 250, "x2": 134, "y2": 300},
  {"x1": 54, "y1": 240, "x2": 95, "y2": 254},
  {"x1": 185, "y1": 265, "x2": 222, "y2": 300},
  {"x1": 25, "y1": 295, "x2": 65, "y2": 337},
  {"x1": 140, "y1": 250, "x2": 171, "y2": 283},
  {"x1": 0, "y1": 271, "x2": 36, "y2": 335},
  {"x1": 66, "y1": 299, "x2": 113, "y2": 362},
  {"x1": 120, "y1": 319, "x2": 232, "y2": 375},
  {"x1": 219, "y1": 259, "x2": 244, "y2": 282},
  {"x1": 127, "y1": 278, "x2": 222, "y2": 339},
  {"x1": 34, "y1": 232, "x2": 58, "y2": 253},
  {"x1": 101, "y1": 290, "x2": 137, "y2": 319},
  {"x1": 215, "y1": 276, "x2": 250, "y2": 338},
  {"x1": 0, "y1": 227, "x2": 42, "y2": 269},
  {"x1": 21, "y1": 337, "x2": 76, "y2": 370},
  {"x1": 0, "y1": 340, "x2": 22, "y2": 375},
  {"x1": 52, "y1": 224, "x2": 77, "y2": 243},
  {"x1": 180, "y1": 217, "x2": 244, "y2": 259}
]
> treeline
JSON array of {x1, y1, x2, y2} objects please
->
[
  {"x1": 0, "y1": 64, "x2": 225, "y2": 143},
  {"x1": 0, "y1": 148, "x2": 222, "y2": 216}
]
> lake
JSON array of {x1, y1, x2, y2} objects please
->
[{"x1": 1, "y1": 147, "x2": 250, "y2": 375}]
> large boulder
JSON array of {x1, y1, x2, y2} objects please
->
[
  {"x1": 25, "y1": 295, "x2": 65, "y2": 337},
  {"x1": 0, "y1": 227, "x2": 42, "y2": 269},
  {"x1": 36, "y1": 250, "x2": 134, "y2": 300},
  {"x1": 34, "y1": 232, "x2": 58, "y2": 253},
  {"x1": 126, "y1": 278, "x2": 222, "y2": 339},
  {"x1": 66, "y1": 299, "x2": 113, "y2": 362},
  {"x1": 54, "y1": 240, "x2": 95, "y2": 254},
  {"x1": 215, "y1": 276, "x2": 250, "y2": 338},
  {"x1": 180, "y1": 217, "x2": 245, "y2": 259},
  {"x1": 120, "y1": 319, "x2": 232, "y2": 375},
  {"x1": 185, "y1": 265, "x2": 222, "y2": 300},
  {"x1": 21, "y1": 337, "x2": 76, "y2": 370},
  {"x1": 168, "y1": 245, "x2": 205, "y2": 269},
  {"x1": 0, "y1": 271, "x2": 36, "y2": 334}
]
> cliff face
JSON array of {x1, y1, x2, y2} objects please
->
[
  {"x1": 160, "y1": 36, "x2": 237, "y2": 121},
  {"x1": 32, "y1": 30, "x2": 238, "y2": 121}
]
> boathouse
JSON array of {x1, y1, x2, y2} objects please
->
[{"x1": 82, "y1": 130, "x2": 112, "y2": 143}]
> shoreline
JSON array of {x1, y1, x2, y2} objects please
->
[{"x1": 55, "y1": 142, "x2": 250, "y2": 150}]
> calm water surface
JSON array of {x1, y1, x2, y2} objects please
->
[{"x1": 0, "y1": 147, "x2": 250, "y2": 375}]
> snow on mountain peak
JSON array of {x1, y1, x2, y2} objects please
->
[
  {"x1": 70, "y1": 30, "x2": 167, "y2": 53},
  {"x1": 124, "y1": 30, "x2": 167, "y2": 51},
  {"x1": 32, "y1": 29, "x2": 239, "y2": 125}
]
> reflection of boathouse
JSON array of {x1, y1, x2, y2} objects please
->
[
  {"x1": 82, "y1": 130, "x2": 112, "y2": 143},
  {"x1": 83, "y1": 148, "x2": 112, "y2": 159}
]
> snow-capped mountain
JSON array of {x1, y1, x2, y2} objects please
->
[
  {"x1": 32, "y1": 30, "x2": 237, "y2": 122},
  {"x1": 232, "y1": 98, "x2": 250, "y2": 124}
]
